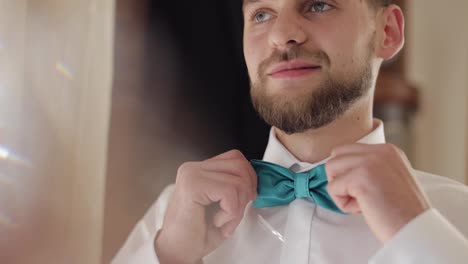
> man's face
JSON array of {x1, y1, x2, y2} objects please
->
[{"x1": 243, "y1": 0, "x2": 380, "y2": 134}]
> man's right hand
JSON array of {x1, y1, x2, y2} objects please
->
[{"x1": 154, "y1": 150, "x2": 258, "y2": 264}]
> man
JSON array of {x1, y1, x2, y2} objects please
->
[{"x1": 113, "y1": 0, "x2": 468, "y2": 263}]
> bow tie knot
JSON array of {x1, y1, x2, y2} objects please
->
[
  {"x1": 294, "y1": 171, "x2": 317, "y2": 199},
  {"x1": 250, "y1": 160, "x2": 344, "y2": 214}
]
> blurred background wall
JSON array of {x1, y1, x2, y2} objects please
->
[
  {"x1": 0, "y1": 0, "x2": 114, "y2": 263},
  {"x1": 407, "y1": 0, "x2": 468, "y2": 185}
]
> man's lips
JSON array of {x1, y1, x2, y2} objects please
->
[{"x1": 268, "y1": 60, "x2": 321, "y2": 78}]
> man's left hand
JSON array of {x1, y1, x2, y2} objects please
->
[{"x1": 325, "y1": 143, "x2": 431, "y2": 243}]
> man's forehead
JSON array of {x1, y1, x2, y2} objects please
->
[
  {"x1": 243, "y1": 0, "x2": 261, "y2": 7},
  {"x1": 242, "y1": 0, "x2": 262, "y2": 12}
]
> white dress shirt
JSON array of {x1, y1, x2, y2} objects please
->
[{"x1": 113, "y1": 121, "x2": 468, "y2": 264}]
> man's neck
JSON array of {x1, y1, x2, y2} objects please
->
[{"x1": 274, "y1": 100, "x2": 375, "y2": 164}]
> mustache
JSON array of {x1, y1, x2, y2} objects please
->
[{"x1": 258, "y1": 47, "x2": 331, "y2": 76}]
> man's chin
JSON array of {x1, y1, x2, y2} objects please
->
[
  {"x1": 265, "y1": 88, "x2": 315, "y2": 104},
  {"x1": 264, "y1": 78, "x2": 323, "y2": 94},
  {"x1": 270, "y1": 114, "x2": 337, "y2": 135}
]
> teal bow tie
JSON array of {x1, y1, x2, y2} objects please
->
[{"x1": 250, "y1": 160, "x2": 344, "y2": 214}]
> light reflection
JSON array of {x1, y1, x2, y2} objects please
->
[
  {"x1": 0, "y1": 145, "x2": 32, "y2": 168},
  {"x1": 55, "y1": 61, "x2": 74, "y2": 80},
  {"x1": 0, "y1": 146, "x2": 10, "y2": 160},
  {"x1": 257, "y1": 214, "x2": 286, "y2": 243}
]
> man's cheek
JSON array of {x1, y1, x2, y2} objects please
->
[{"x1": 245, "y1": 58, "x2": 260, "y2": 80}]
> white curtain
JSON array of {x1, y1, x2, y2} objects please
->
[{"x1": 0, "y1": 0, "x2": 114, "y2": 263}]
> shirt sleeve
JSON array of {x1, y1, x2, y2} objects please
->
[
  {"x1": 369, "y1": 208, "x2": 468, "y2": 264},
  {"x1": 111, "y1": 185, "x2": 175, "y2": 264}
]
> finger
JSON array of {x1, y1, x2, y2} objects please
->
[
  {"x1": 327, "y1": 189, "x2": 362, "y2": 215},
  {"x1": 202, "y1": 158, "x2": 257, "y2": 199},
  {"x1": 197, "y1": 176, "x2": 242, "y2": 218},
  {"x1": 210, "y1": 151, "x2": 257, "y2": 198},
  {"x1": 205, "y1": 226, "x2": 225, "y2": 254},
  {"x1": 197, "y1": 171, "x2": 251, "y2": 232},
  {"x1": 326, "y1": 171, "x2": 356, "y2": 200},
  {"x1": 206, "y1": 202, "x2": 232, "y2": 229},
  {"x1": 326, "y1": 166, "x2": 374, "y2": 203},
  {"x1": 325, "y1": 154, "x2": 367, "y2": 182},
  {"x1": 246, "y1": 163, "x2": 258, "y2": 199},
  {"x1": 208, "y1": 149, "x2": 245, "y2": 161},
  {"x1": 213, "y1": 208, "x2": 235, "y2": 228},
  {"x1": 220, "y1": 216, "x2": 242, "y2": 238},
  {"x1": 343, "y1": 198, "x2": 361, "y2": 214},
  {"x1": 201, "y1": 170, "x2": 252, "y2": 212},
  {"x1": 205, "y1": 180, "x2": 244, "y2": 229},
  {"x1": 332, "y1": 193, "x2": 361, "y2": 213},
  {"x1": 212, "y1": 198, "x2": 247, "y2": 229}
]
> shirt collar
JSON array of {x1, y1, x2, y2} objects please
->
[{"x1": 262, "y1": 119, "x2": 386, "y2": 172}]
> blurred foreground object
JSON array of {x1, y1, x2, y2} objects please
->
[{"x1": 0, "y1": 0, "x2": 114, "y2": 263}]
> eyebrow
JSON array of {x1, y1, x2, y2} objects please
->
[{"x1": 242, "y1": 0, "x2": 263, "y2": 11}]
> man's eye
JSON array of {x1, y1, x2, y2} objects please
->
[
  {"x1": 309, "y1": 2, "x2": 333, "y2": 12},
  {"x1": 253, "y1": 11, "x2": 273, "y2": 23}
]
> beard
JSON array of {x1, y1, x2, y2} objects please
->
[{"x1": 250, "y1": 41, "x2": 374, "y2": 135}]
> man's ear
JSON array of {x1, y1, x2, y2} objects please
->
[{"x1": 375, "y1": 5, "x2": 405, "y2": 60}]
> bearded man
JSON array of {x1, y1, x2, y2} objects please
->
[{"x1": 113, "y1": 1, "x2": 468, "y2": 263}]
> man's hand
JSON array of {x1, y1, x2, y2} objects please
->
[
  {"x1": 325, "y1": 143, "x2": 431, "y2": 243},
  {"x1": 155, "y1": 150, "x2": 257, "y2": 264}
]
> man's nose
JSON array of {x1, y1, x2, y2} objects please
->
[{"x1": 268, "y1": 11, "x2": 307, "y2": 49}]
